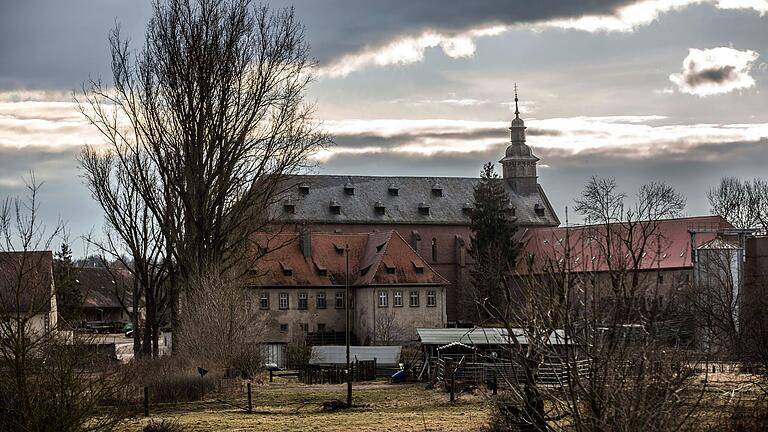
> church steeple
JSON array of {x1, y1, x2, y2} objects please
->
[{"x1": 500, "y1": 84, "x2": 540, "y2": 194}]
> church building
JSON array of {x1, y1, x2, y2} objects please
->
[{"x1": 272, "y1": 93, "x2": 560, "y2": 321}]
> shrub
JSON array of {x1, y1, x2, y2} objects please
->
[{"x1": 143, "y1": 419, "x2": 186, "y2": 432}]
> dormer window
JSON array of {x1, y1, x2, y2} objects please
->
[
  {"x1": 315, "y1": 262, "x2": 328, "y2": 277},
  {"x1": 333, "y1": 242, "x2": 345, "y2": 256},
  {"x1": 418, "y1": 202, "x2": 430, "y2": 215},
  {"x1": 431, "y1": 183, "x2": 443, "y2": 197},
  {"x1": 360, "y1": 265, "x2": 371, "y2": 277},
  {"x1": 298, "y1": 184, "x2": 310, "y2": 195},
  {"x1": 462, "y1": 203, "x2": 473, "y2": 215},
  {"x1": 283, "y1": 200, "x2": 295, "y2": 214},
  {"x1": 329, "y1": 200, "x2": 341, "y2": 215},
  {"x1": 508, "y1": 204, "x2": 516, "y2": 216},
  {"x1": 534, "y1": 203, "x2": 545, "y2": 216},
  {"x1": 388, "y1": 183, "x2": 399, "y2": 196},
  {"x1": 384, "y1": 262, "x2": 396, "y2": 274},
  {"x1": 343, "y1": 182, "x2": 355, "y2": 195},
  {"x1": 376, "y1": 242, "x2": 386, "y2": 253},
  {"x1": 280, "y1": 262, "x2": 293, "y2": 277},
  {"x1": 412, "y1": 261, "x2": 425, "y2": 274},
  {"x1": 374, "y1": 201, "x2": 386, "y2": 215}
]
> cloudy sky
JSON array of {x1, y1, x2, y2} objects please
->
[{"x1": 1, "y1": 0, "x2": 767, "y2": 254}]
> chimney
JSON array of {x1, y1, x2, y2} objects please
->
[{"x1": 300, "y1": 228, "x2": 312, "y2": 257}]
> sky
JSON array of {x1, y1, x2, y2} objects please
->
[{"x1": 1, "y1": 0, "x2": 768, "y2": 256}]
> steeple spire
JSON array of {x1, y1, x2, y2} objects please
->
[{"x1": 514, "y1": 83, "x2": 520, "y2": 118}]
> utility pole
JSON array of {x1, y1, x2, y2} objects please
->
[{"x1": 345, "y1": 244, "x2": 352, "y2": 407}]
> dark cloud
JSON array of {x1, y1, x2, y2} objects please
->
[
  {"x1": 276, "y1": 0, "x2": 639, "y2": 62},
  {"x1": 0, "y1": 0, "x2": 643, "y2": 90},
  {"x1": 685, "y1": 64, "x2": 737, "y2": 86}
]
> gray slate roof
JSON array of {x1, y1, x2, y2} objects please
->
[
  {"x1": 310, "y1": 345, "x2": 402, "y2": 366},
  {"x1": 276, "y1": 175, "x2": 559, "y2": 227}
]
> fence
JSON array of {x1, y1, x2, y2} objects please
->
[
  {"x1": 435, "y1": 357, "x2": 590, "y2": 388},
  {"x1": 298, "y1": 360, "x2": 376, "y2": 384}
]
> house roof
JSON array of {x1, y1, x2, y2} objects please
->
[
  {"x1": 310, "y1": 345, "x2": 402, "y2": 366},
  {"x1": 250, "y1": 230, "x2": 448, "y2": 287},
  {"x1": 0, "y1": 251, "x2": 54, "y2": 313},
  {"x1": 273, "y1": 175, "x2": 560, "y2": 227},
  {"x1": 73, "y1": 267, "x2": 132, "y2": 309},
  {"x1": 517, "y1": 215, "x2": 733, "y2": 273}
]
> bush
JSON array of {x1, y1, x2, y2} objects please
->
[
  {"x1": 143, "y1": 419, "x2": 186, "y2": 432},
  {"x1": 131, "y1": 358, "x2": 217, "y2": 404}
]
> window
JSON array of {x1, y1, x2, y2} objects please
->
[
  {"x1": 279, "y1": 293, "x2": 289, "y2": 310},
  {"x1": 410, "y1": 291, "x2": 419, "y2": 307},
  {"x1": 317, "y1": 292, "x2": 327, "y2": 309},
  {"x1": 418, "y1": 203, "x2": 430, "y2": 215},
  {"x1": 259, "y1": 293, "x2": 270, "y2": 309},
  {"x1": 378, "y1": 291, "x2": 388, "y2": 307},
  {"x1": 299, "y1": 185, "x2": 310, "y2": 195},
  {"x1": 279, "y1": 323, "x2": 288, "y2": 332},
  {"x1": 283, "y1": 202, "x2": 295, "y2": 214},
  {"x1": 385, "y1": 265, "x2": 395, "y2": 274},
  {"x1": 389, "y1": 184, "x2": 399, "y2": 196},
  {"x1": 335, "y1": 292, "x2": 344, "y2": 309},
  {"x1": 427, "y1": 291, "x2": 436, "y2": 307},
  {"x1": 374, "y1": 202, "x2": 386, "y2": 215},
  {"x1": 394, "y1": 291, "x2": 403, "y2": 307},
  {"x1": 317, "y1": 323, "x2": 326, "y2": 332},
  {"x1": 329, "y1": 200, "x2": 341, "y2": 215},
  {"x1": 299, "y1": 323, "x2": 308, "y2": 332},
  {"x1": 431, "y1": 237, "x2": 438, "y2": 262},
  {"x1": 344, "y1": 183, "x2": 355, "y2": 195},
  {"x1": 298, "y1": 292, "x2": 308, "y2": 310}
]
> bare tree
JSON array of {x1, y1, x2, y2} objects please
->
[
  {"x1": 0, "y1": 178, "x2": 130, "y2": 431},
  {"x1": 374, "y1": 309, "x2": 408, "y2": 346},
  {"x1": 174, "y1": 269, "x2": 266, "y2": 375},
  {"x1": 476, "y1": 178, "x2": 711, "y2": 432},
  {"x1": 574, "y1": 177, "x2": 686, "y2": 321},
  {"x1": 708, "y1": 177, "x2": 768, "y2": 234},
  {"x1": 77, "y1": 0, "x2": 328, "y2": 347},
  {"x1": 79, "y1": 149, "x2": 169, "y2": 359}
]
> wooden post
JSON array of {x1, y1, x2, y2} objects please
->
[
  {"x1": 450, "y1": 368, "x2": 456, "y2": 402},
  {"x1": 247, "y1": 382, "x2": 253, "y2": 412},
  {"x1": 143, "y1": 386, "x2": 149, "y2": 416},
  {"x1": 493, "y1": 370, "x2": 498, "y2": 396},
  {"x1": 373, "y1": 357, "x2": 377, "y2": 378},
  {"x1": 269, "y1": 369, "x2": 273, "y2": 382}
]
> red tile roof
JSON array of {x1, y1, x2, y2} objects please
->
[
  {"x1": 251, "y1": 230, "x2": 448, "y2": 287},
  {"x1": 517, "y1": 215, "x2": 733, "y2": 273}
]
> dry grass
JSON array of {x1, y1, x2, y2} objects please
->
[{"x1": 116, "y1": 378, "x2": 490, "y2": 432}]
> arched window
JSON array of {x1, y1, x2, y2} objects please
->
[{"x1": 431, "y1": 237, "x2": 438, "y2": 262}]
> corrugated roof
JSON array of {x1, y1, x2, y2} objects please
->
[
  {"x1": 310, "y1": 345, "x2": 402, "y2": 366},
  {"x1": 417, "y1": 327, "x2": 517, "y2": 346},
  {"x1": 418, "y1": 327, "x2": 574, "y2": 346},
  {"x1": 273, "y1": 175, "x2": 559, "y2": 227}
]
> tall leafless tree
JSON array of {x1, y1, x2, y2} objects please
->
[
  {"x1": 79, "y1": 150, "x2": 169, "y2": 358},
  {"x1": 708, "y1": 176, "x2": 768, "y2": 234},
  {"x1": 77, "y1": 0, "x2": 328, "y2": 345}
]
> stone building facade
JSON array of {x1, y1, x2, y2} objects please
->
[
  {"x1": 250, "y1": 230, "x2": 448, "y2": 346},
  {"x1": 274, "y1": 103, "x2": 560, "y2": 321}
]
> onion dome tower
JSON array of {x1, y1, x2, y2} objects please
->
[{"x1": 499, "y1": 84, "x2": 540, "y2": 194}]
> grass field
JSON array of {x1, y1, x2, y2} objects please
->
[{"x1": 117, "y1": 379, "x2": 491, "y2": 432}]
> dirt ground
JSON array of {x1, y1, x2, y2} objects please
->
[{"x1": 116, "y1": 379, "x2": 491, "y2": 432}]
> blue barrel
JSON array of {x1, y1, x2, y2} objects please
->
[{"x1": 391, "y1": 370, "x2": 405, "y2": 382}]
